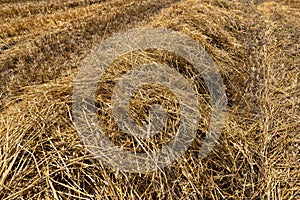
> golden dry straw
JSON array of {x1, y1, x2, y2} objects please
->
[{"x1": 0, "y1": 0, "x2": 299, "y2": 199}]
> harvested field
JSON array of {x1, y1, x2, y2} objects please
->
[{"x1": 0, "y1": 0, "x2": 299, "y2": 199}]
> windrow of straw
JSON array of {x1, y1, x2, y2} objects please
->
[{"x1": 0, "y1": 0, "x2": 299, "y2": 199}]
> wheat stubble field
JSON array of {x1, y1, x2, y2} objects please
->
[{"x1": 0, "y1": 0, "x2": 299, "y2": 199}]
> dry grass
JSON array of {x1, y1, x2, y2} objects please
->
[{"x1": 0, "y1": 0, "x2": 299, "y2": 199}]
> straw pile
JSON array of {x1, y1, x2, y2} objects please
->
[{"x1": 0, "y1": 0, "x2": 299, "y2": 199}]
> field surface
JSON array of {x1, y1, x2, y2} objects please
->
[{"x1": 0, "y1": 0, "x2": 299, "y2": 199}]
